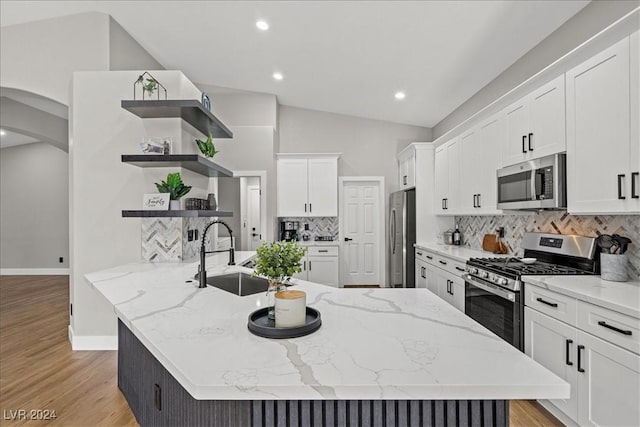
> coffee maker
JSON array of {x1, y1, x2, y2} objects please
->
[{"x1": 279, "y1": 221, "x2": 299, "y2": 241}]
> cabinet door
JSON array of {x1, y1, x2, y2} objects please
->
[
  {"x1": 529, "y1": 75, "x2": 566, "y2": 158},
  {"x1": 434, "y1": 145, "x2": 448, "y2": 213},
  {"x1": 567, "y1": 37, "x2": 631, "y2": 213},
  {"x1": 446, "y1": 139, "x2": 460, "y2": 213},
  {"x1": 406, "y1": 154, "x2": 415, "y2": 188},
  {"x1": 459, "y1": 128, "x2": 479, "y2": 214},
  {"x1": 425, "y1": 263, "x2": 438, "y2": 295},
  {"x1": 630, "y1": 31, "x2": 640, "y2": 213},
  {"x1": 415, "y1": 259, "x2": 427, "y2": 289},
  {"x1": 502, "y1": 98, "x2": 530, "y2": 166},
  {"x1": 277, "y1": 159, "x2": 309, "y2": 216},
  {"x1": 399, "y1": 158, "x2": 409, "y2": 189},
  {"x1": 577, "y1": 330, "x2": 640, "y2": 427},
  {"x1": 449, "y1": 274, "x2": 465, "y2": 312},
  {"x1": 307, "y1": 256, "x2": 339, "y2": 287},
  {"x1": 477, "y1": 114, "x2": 502, "y2": 214},
  {"x1": 308, "y1": 158, "x2": 338, "y2": 216},
  {"x1": 435, "y1": 269, "x2": 451, "y2": 303},
  {"x1": 293, "y1": 257, "x2": 308, "y2": 281},
  {"x1": 525, "y1": 307, "x2": 579, "y2": 422}
]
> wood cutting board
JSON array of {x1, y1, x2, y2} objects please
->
[{"x1": 482, "y1": 234, "x2": 497, "y2": 252}]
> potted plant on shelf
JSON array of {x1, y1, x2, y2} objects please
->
[
  {"x1": 195, "y1": 133, "x2": 219, "y2": 158},
  {"x1": 154, "y1": 172, "x2": 192, "y2": 210},
  {"x1": 253, "y1": 241, "x2": 307, "y2": 319}
]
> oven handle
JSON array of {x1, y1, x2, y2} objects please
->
[
  {"x1": 463, "y1": 275, "x2": 516, "y2": 302},
  {"x1": 530, "y1": 169, "x2": 537, "y2": 201}
]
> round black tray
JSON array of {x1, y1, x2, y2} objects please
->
[{"x1": 247, "y1": 307, "x2": 321, "y2": 339}]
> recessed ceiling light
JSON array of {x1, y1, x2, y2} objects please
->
[
  {"x1": 394, "y1": 92, "x2": 406, "y2": 100},
  {"x1": 256, "y1": 20, "x2": 269, "y2": 31},
  {"x1": 273, "y1": 72, "x2": 284, "y2": 81},
  {"x1": 0, "y1": 129, "x2": 6, "y2": 136}
]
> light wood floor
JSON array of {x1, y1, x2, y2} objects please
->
[{"x1": 0, "y1": 275, "x2": 562, "y2": 427}]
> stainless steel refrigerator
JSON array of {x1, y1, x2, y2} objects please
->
[{"x1": 389, "y1": 189, "x2": 416, "y2": 288}]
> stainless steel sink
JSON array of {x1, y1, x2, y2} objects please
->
[{"x1": 206, "y1": 272, "x2": 269, "y2": 296}]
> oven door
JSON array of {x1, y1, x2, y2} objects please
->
[{"x1": 463, "y1": 274, "x2": 523, "y2": 351}]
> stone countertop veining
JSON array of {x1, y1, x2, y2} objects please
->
[
  {"x1": 414, "y1": 242, "x2": 507, "y2": 263},
  {"x1": 523, "y1": 275, "x2": 640, "y2": 319},
  {"x1": 86, "y1": 251, "x2": 568, "y2": 401}
]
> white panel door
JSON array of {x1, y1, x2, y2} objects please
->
[
  {"x1": 567, "y1": 37, "x2": 631, "y2": 213},
  {"x1": 529, "y1": 75, "x2": 566, "y2": 158},
  {"x1": 459, "y1": 128, "x2": 479, "y2": 214},
  {"x1": 434, "y1": 145, "x2": 448, "y2": 213},
  {"x1": 477, "y1": 114, "x2": 502, "y2": 214},
  {"x1": 502, "y1": 98, "x2": 530, "y2": 166},
  {"x1": 577, "y1": 330, "x2": 640, "y2": 427},
  {"x1": 525, "y1": 307, "x2": 579, "y2": 422},
  {"x1": 307, "y1": 256, "x2": 339, "y2": 287},
  {"x1": 308, "y1": 158, "x2": 338, "y2": 216},
  {"x1": 340, "y1": 181, "x2": 380, "y2": 286},
  {"x1": 277, "y1": 158, "x2": 309, "y2": 216}
]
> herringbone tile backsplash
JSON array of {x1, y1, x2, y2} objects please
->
[
  {"x1": 141, "y1": 217, "x2": 214, "y2": 262},
  {"x1": 454, "y1": 213, "x2": 640, "y2": 279},
  {"x1": 280, "y1": 217, "x2": 339, "y2": 241}
]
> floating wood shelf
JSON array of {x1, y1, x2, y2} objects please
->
[
  {"x1": 121, "y1": 100, "x2": 233, "y2": 138},
  {"x1": 122, "y1": 210, "x2": 233, "y2": 218},
  {"x1": 121, "y1": 154, "x2": 233, "y2": 178}
]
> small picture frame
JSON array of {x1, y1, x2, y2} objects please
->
[
  {"x1": 140, "y1": 137, "x2": 172, "y2": 155},
  {"x1": 201, "y1": 92, "x2": 211, "y2": 111},
  {"x1": 143, "y1": 193, "x2": 170, "y2": 210}
]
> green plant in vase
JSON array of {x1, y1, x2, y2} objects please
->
[
  {"x1": 195, "y1": 133, "x2": 219, "y2": 158},
  {"x1": 253, "y1": 241, "x2": 307, "y2": 319},
  {"x1": 154, "y1": 172, "x2": 191, "y2": 210}
]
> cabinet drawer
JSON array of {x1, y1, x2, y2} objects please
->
[
  {"x1": 577, "y1": 300, "x2": 640, "y2": 355},
  {"x1": 525, "y1": 285, "x2": 577, "y2": 326},
  {"x1": 434, "y1": 255, "x2": 467, "y2": 277},
  {"x1": 415, "y1": 248, "x2": 436, "y2": 264},
  {"x1": 307, "y1": 246, "x2": 339, "y2": 257}
]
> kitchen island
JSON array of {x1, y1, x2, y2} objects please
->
[{"x1": 86, "y1": 253, "x2": 568, "y2": 426}]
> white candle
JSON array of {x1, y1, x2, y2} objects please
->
[{"x1": 275, "y1": 290, "x2": 306, "y2": 328}]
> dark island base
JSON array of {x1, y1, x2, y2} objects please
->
[{"x1": 118, "y1": 320, "x2": 509, "y2": 426}]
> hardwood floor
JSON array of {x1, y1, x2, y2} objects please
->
[{"x1": 0, "y1": 275, "x2": 562, "y2": 426}]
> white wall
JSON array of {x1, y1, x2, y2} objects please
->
[
  {"x1": 108, "y1": 17, "x2": 164, "y2": 71},
  {"x1": 433, "y1": 0, "x2": 639, "y2": 138},
  {"x1": 0, "y1": 143, "x2": 69, "y2": 270}
]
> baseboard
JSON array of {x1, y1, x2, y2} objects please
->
[
  {"x1": 0, "y1": 268, "x2": 69, "y2": 275},
  {"x1": 68, "y1": 325, "x2": 118, "y2": 351}
]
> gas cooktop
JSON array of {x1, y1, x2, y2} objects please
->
[{"x1": 468, "y1": 257, "x2": 594, "y2": 277}]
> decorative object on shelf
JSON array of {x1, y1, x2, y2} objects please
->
[
  {"x1": 195, "y1": 133, "x2": 218, "y2": 158},
  {"x1": 133, "y1": 72, "x2": 167, "y2": 100},
  {"x1": 140, "y1": 136, "x2": 172, "y2": 155},
  {"x1": 253, "y1": 241, "x2": 307, "y2": 320},
  {"x1": 185, "y1": 198, "x2": 208, "y2": 210},
  {"x1": 201, "y1": 92, "x2": 211, "y2": 111},
  {"x1": 142, "y1": 193, "x2": 170, "y2": 211},
  {"x1": 207, "y1": 193, "x2": 217, "y2": 210},
  {"x1": 154, "y1": 172, "x2": 192, "y2": 210}
]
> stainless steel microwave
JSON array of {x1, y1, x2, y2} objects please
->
[{"x1": 497, "y1": 153, "x2": 566, "y2": 210}]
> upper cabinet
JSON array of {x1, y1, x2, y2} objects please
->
[
  {"x1": 459, "y1": 114, "x2": 503, "y2": 215},
  {"x1": 502, "y1": 75, "x2": 566, "y2": 167},
  {"x1": 397, "y1": 147, "x2": 416, "y2": 189},
  {"x1": 566, "y1": 33, "x2": 640, "y2": 214},
  {"x1": 435, "y1": 138, "x2": 459, "y2": 214},
  {"x1": 277, "y1": 154, "x2": 339, "y2": 217}
]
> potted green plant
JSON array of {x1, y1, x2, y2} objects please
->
[
  {"x1": 154, "y1": 172, "x2": 192, "y2": 210},
  {"x1": 195, "y1": 133, "x2": 219, "y2": 158},
  {"x1": 253, "y1": 241, "x2": 307, "y2": 319}
]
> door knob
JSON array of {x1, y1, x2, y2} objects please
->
[{"x1": 344, "y1": 237, "x2": 353, "y2": 242}]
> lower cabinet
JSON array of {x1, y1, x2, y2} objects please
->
[
  {"x1": 294, "y1": 246, "x2": 339, "y2": 287},
  {"x1": 416, "y1": 248, "x2": 465, "y2": 312},
  {"x1": 436, "y1": 270, "x2": 465, "y2": 312},
  {"x1": 525, "y1": 305, "x2": 640, "y2": 426}
]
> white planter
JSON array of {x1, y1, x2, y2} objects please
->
[{"x1": 169, "y1": 200, "x2": 181, "y2": 210}]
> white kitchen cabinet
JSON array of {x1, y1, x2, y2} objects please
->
[
  {"x1": 415, "y1": 259, "x2": 427, "y2": 289},
  {"x1": 277, "y1": 154, "x2": 339, "y2": 217},
  {"x1": 567, "y1": 34, "x2": 640, "y2": 214},
  {"x1": 502, "y1": 75, "x2": 566, "y2": 167},
  {"x1": 397, "y1": 147, "x2": 416, "y2": 189},
  {"x1": 435, "y1": 137, "x2": 459, "y2": 214},
  {"x1": 294, "y1": 246, "x2": 339, "y2": 287},
  {"x1": 436, "y1": 269, "x2": 464, "y2": 312},
  {"x1": 459, "y1": 114, "x2": 503, "y2": 214}
]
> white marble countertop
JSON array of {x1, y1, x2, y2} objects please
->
[
  {"x1": 293, "y1": 241, "x2": 338, "y2": 247},
  {"x1": 523, "y1": 275, "x2": 640, "y2": 319},
  {"x1": 86, "y1": 254, "x2": 569, "y2": 401},
  {"x1": 414, "y1": 242, "x2": 505, "y2": 262}
]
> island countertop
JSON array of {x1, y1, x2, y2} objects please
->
[{"x1": 86, "y1": 256, "x2": 569, "y2": 401}]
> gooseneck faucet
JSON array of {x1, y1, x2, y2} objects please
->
[{"x1": 199, "y1": 220, "x2": 235, "y2": 288}]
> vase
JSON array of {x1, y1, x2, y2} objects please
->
[
  {"x1": 169, "y1": 200, "x2": 180, "y2": 210},
  {"x1": 267, "y1": 280, "x2": 284, "y2": 321}
]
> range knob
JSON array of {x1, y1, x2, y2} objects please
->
[
  {"x1": 481, "y1": 271, "x2": 489, "y2": 279},
  {"x1": 470, "y1": 267, "x2": 478, "y2": 274},
  {"x1": 498, "y1": 278, "x2": 508, "y2": 286}
]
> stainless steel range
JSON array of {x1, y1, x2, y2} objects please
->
[{"x1": 463, "y1": 232, "x2": 598, "y2": 351}]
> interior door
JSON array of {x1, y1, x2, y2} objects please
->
[
  {"x1": 341, "y1": 181, "x2": 381, "y2": 286},
  {"x1": 247, "y1": 185, "x2": 261, "y2": 251}
]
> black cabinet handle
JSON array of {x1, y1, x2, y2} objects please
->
[
  {"x1": 536, "y1": 297, "x2": 558, "y2": 308},
  {"x1": 318, "y1": 249, "x2": 328, "y2": 253},
  {"x1": 442, "y1": 199, "x2": 445, "y2": 210},
  {"x1": 598, "y1": 321, "x2": 632, "y2": 336},
  {"x1": 473, "y1": 194, "x2": 477, "y2": 208},
  {"x1": 522, "y1": 135, "x2": 527, "y2": 153},
  {"x1": 455, "y1": 266, "x2": 465, "y2": 272},
  {"x1": 565, "y1": 339, "x2": 574, "y2": 366},
  {"x1": 477, "y1": 193, "x2": 481, "y2": 208},
  {"x1": 308, "y1": 261, "x2": 312, "y2": 271},
  {"x1": 577, "y1": 345, "x2": 585, "y2": 373},
  {"x1": 417, "y1": 251, "x2": 423, "y2": 256},
  {"x1": 444, "y1": 198, "x2": 448, "y2": 210},
  {"x1": 450, "y1": 281, "x2": 454, "y2": 295},
  {"x1": 632, "y1": 172, "x2": 639, "y2": 199},
  {"x1": 618, "y1": 174, "x2": 626, "y2": 199},
  {"x1": 154, "y1": 384, "x2": 162, "y2": 410},
  {"x1": 528, "y1": 132, "x2": 533, "y2": 151},
  {"x1": 309, "y1": 203, "x2": 312, "y2": 213},
  {"x1": 303, "y1": 261, "x2": 306, "y2": 271},
  {"x1": 304, "y1": 203, "x2": 307, "y2": 212},
  {"x1": 439, "y1": 260, "x2": 447, "y2": 265},
  {"x1": 426, "y1": 255, "x2": 433, "y2": 260},
  {"x1": 421, "y1": 266, "x2": 426, "y2": 279}
]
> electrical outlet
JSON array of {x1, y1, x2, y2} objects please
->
[
  {"x1": 59, "y1": 256, "x2": 64, "y2": 263},
  {"x1": 194, "y1": 230, "x2": 199, "y2": 240},
  {"x1": 188, "y1": 230, "x2": 194, "y2": 242}
]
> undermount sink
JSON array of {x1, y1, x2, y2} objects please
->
[{"x1": 206, "y1": 272, "x2": 269, "y2": 296}]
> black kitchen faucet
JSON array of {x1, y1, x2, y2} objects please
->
[{"x1": 198, "y1": 220, "x2": 235, "y2": 288}]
